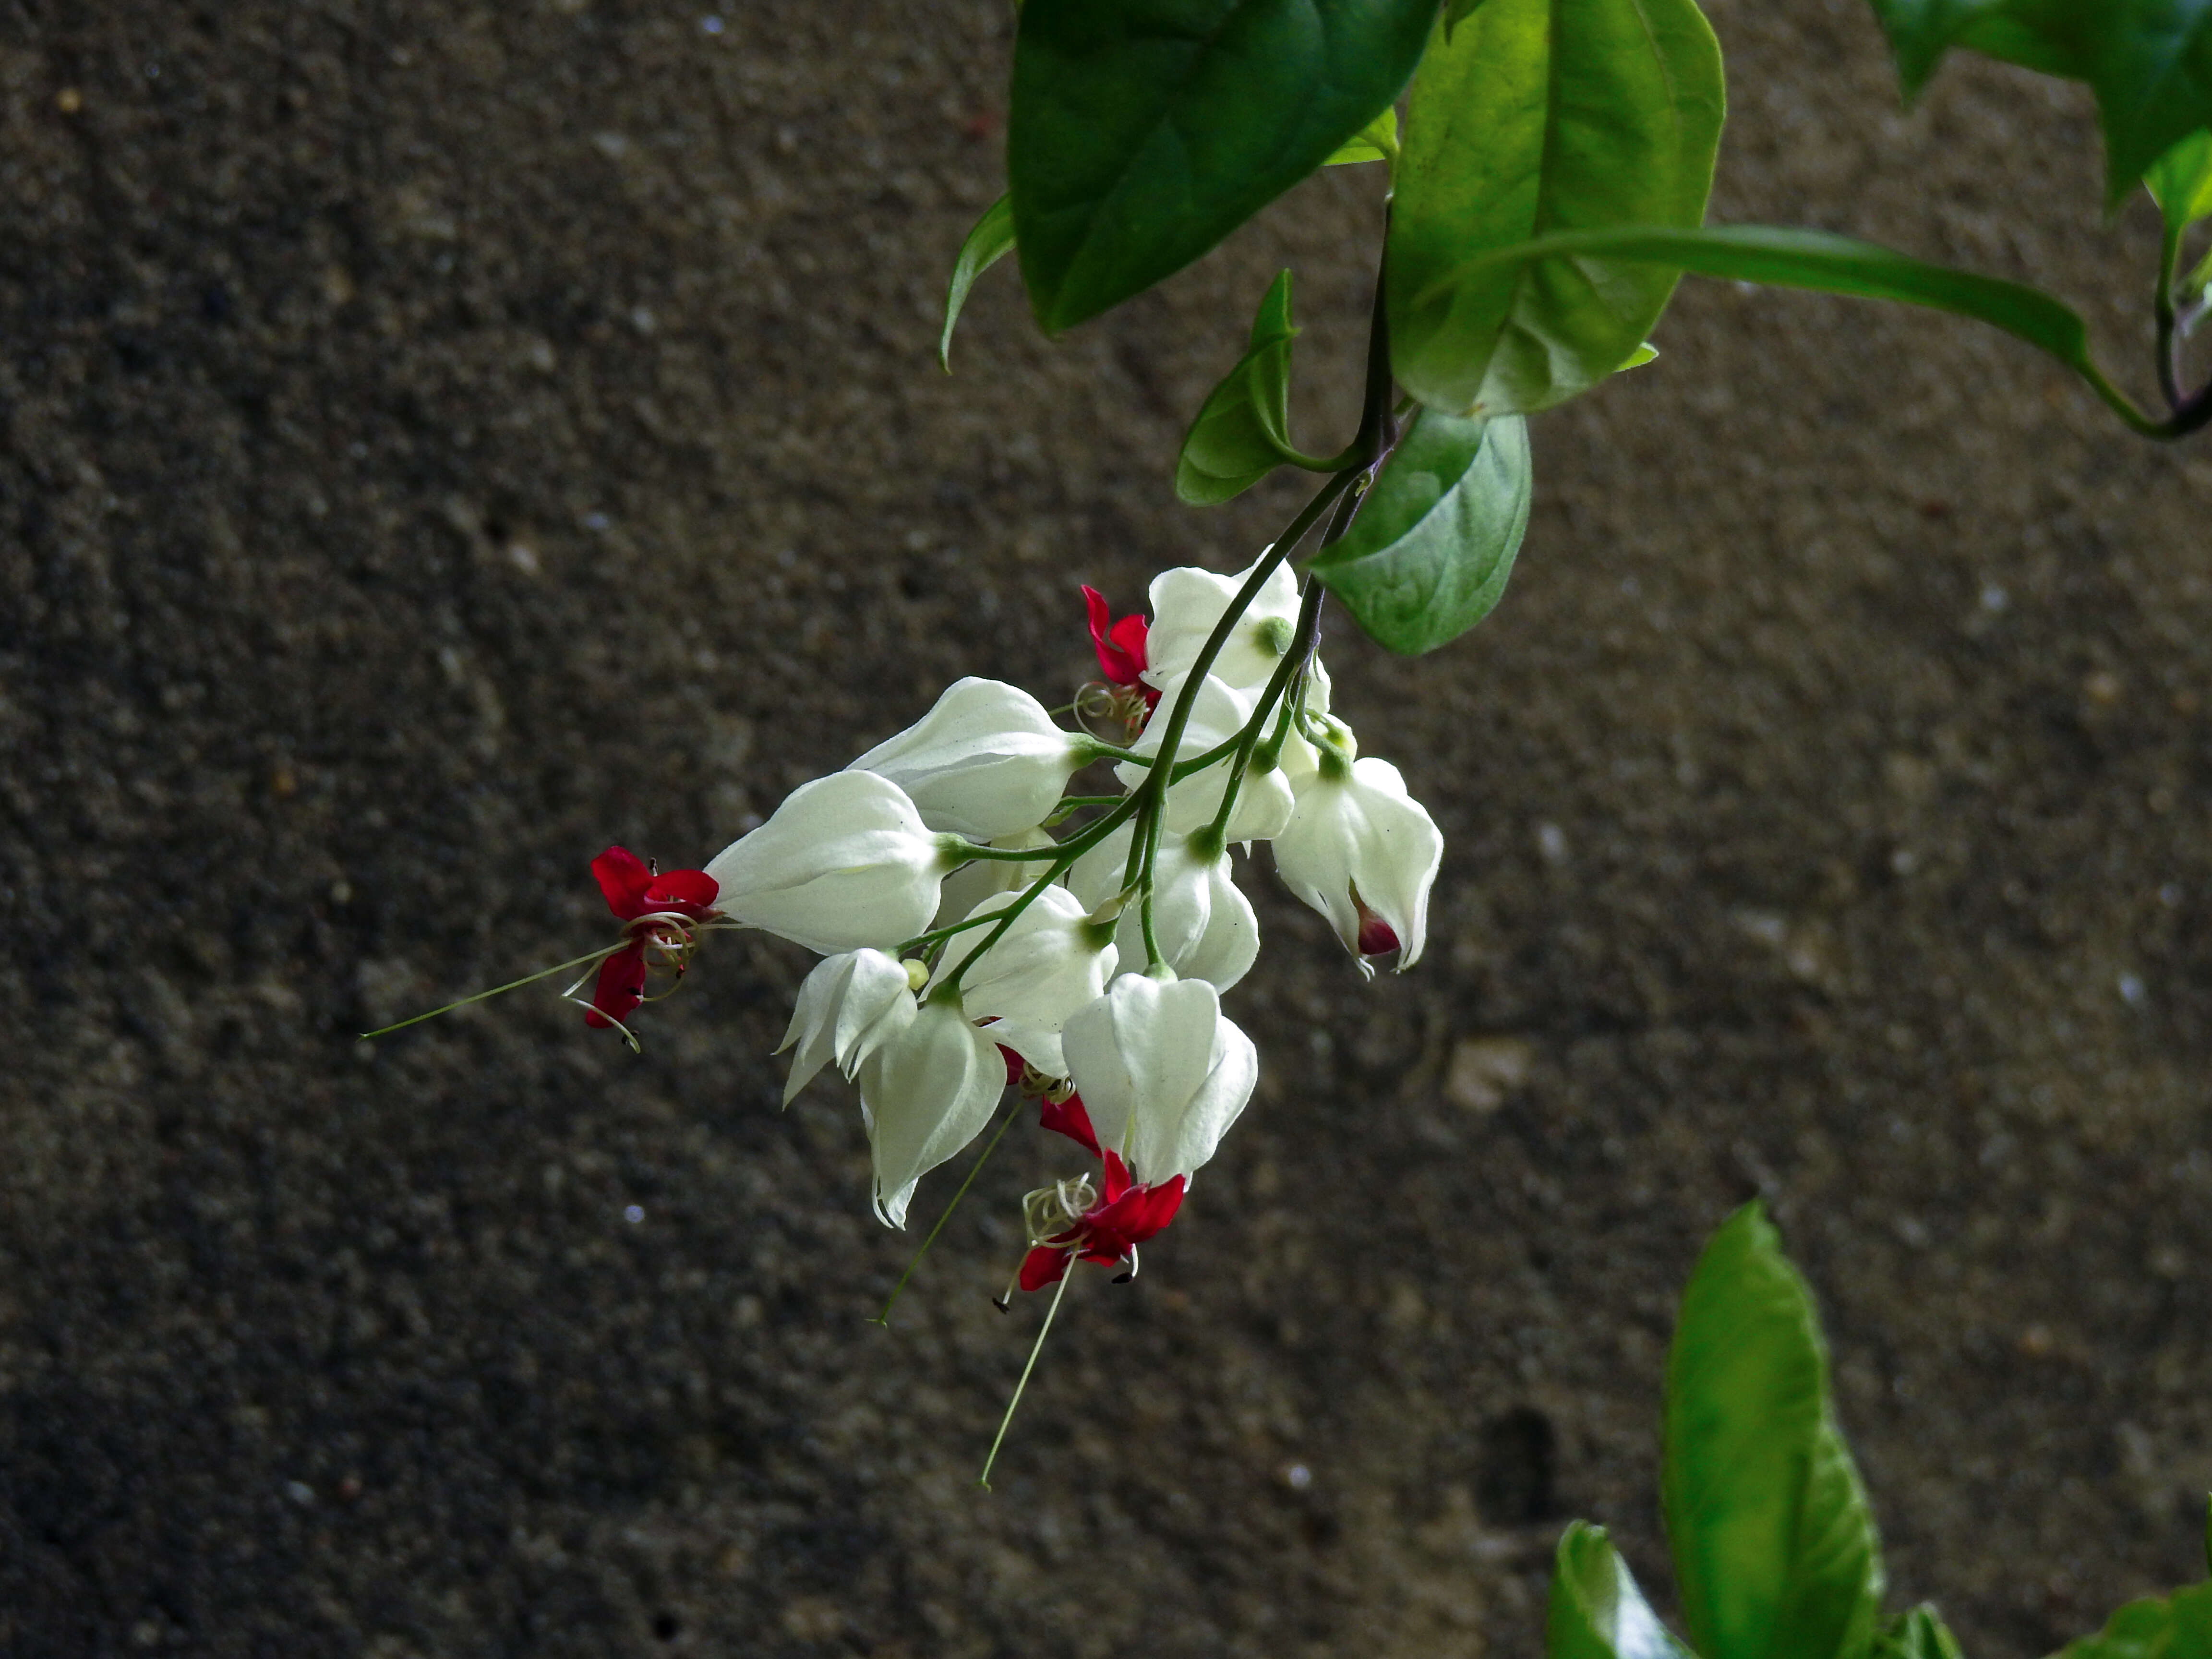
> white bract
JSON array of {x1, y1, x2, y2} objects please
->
[
  {"x1": 857, "y1": 992, "x2": 1006, "y2": 1227},
  {"x1": 777, "y1": 949, "x2": 918, "y2": 1106},
  {"x1": 1272, "y1": 748, "x2": 1443, "y2": 978},
  {"x1": 926, "y1": 886, "x2": 1116, "y2": 1075},
  {"x1": 706, "y1": 770, "x2": 954, "y2": 955},
  {"x1": 849, "y1": 676, "x2": 1094, "y2": 840},
  {"x1": 931, "y1": 826, "x2": 1056, "y2": 928},
  {"x1": 1142, "y1": 555, "x2": 1301, "y2": 697},
  {"x1": 1062, "y1": 972, "x2": 1258, "y2": 1186},
  {"x1": 1068, "y1": 825, "x2": 1258, "y2": 993}
]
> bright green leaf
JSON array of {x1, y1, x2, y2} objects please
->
[
  {"x1": 1176, "y1": 270, "x2": 1313, "y2": 505},
  {"x1": 1443, "y1": 0, "x2": 1496, "y2": 34},
  {"x1": 1622, "y1": 341, "x2": 1660, "y2": 369},
  {"x1": 1306, "y1": 408, "x2": 1530, "y2": 654},
  {"x1": 1404, "y1": 222, "x2": 2171, "y2": 434},
  {"x1": 1664, "y1": 1203, "x2": 1885, "y2": 1659},
  {"x1": 1326, "y1": 107, "x2": 1401, "y2": 166},
  {"x1": 1877, "y1": 1607, "x2": 1966, "y2": 1659},
  {"x1": 1008, "y1": 0, "x2": 1438, "y2": 334},
  {"x1": 1548, "y1": 1523, "x2": 1696, "y2": 1659},
  {"x1": 2147, "y1": 128, "x2": 2212, "y2": 236},
  {"x1": 940, "y1": 195, "x2": 1017, "y2": 371},
  {"x1": 2051, "y1": 1581, "x2": 2212, "y2": 1659},
  {"x1": 1386, "y1": 0, "x2": 1724, "y2": 415}
]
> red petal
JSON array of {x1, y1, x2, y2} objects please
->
[
  {"x1": 647, "y1": 867, "x2": 720, "y2": 917},
  {"x1": 1131, "y1": 1175, "x2": 1185, "y2": 1240},
  {"x1": 1019, "y1": 1245, "x2": 1072, "y2": 1293},
  {"x1": 1108, "y1": 613, "x2": 1149, "y2": 674},
  {"x1": 1355, "y1": 894, "x2": 1400, "y2": 957},
  {"x1": 1038, "y1": 1092, "x2": 1101, "y2": 1157},
  {"x1": 590, "y1": 847, "x2": 654, "y2": 920},
  {"x1": 1082, "y1": 585, "x2": 1145, "y2": 687},
  {"x1": 584, "y1": 943, "x2": 647, "y2": 1029},
  {"x1": 999, "y1": 1044, "x2": 1027, "y2": 1086},
  {"x1": 1099, "y1": 1148, "x2": 1132, "y2": 1205}
]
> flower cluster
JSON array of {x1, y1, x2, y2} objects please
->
[{"x1": 613, "y1": 551, "x2": 1445, "y2": 1284}]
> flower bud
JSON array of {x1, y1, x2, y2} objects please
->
[
  {"x1": 848, "y1": 677, "x2": 1092, "y2": 840},
  {"x1": 1271, "y1": 754, "x2": 1442, "y2": 979},
  {"x1": 1140, "y1": 555, "x2": 1301, "y2": 696},
  {"x1": 926, "y1": 885, "x2": 1116, "y2": 1075},
  {"x1": 776, "y1": 949, "x2": 917, "y2": 1106},
  {"x1": 1061, "y1": 973, "x2": 1258, "y2": 1187},
  {"x1": 1068, "y1": 825, "x2": 1258, "y2": 992},
  {"x1": 857, "y1": 992, "x2": 1005, "y2": 1227},
  {"x1": 705, "y1": 771, "x2": 950, "y2": 955}
]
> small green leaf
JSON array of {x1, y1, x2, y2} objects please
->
[
  {"x1": 2147, "y1": 128, "x2": 2212, "y2": 237},
  {"x1": 1622, "y1": 341, "x2": 1660, "y2": 369},
  {"x1": 1326, "y1": 107, "x2": 1401, "y2": 166},
  {"x1": 1548, "y1": 1523, "x2": 1696, "y2": 1659},
  {"x1": 1008, "y1": 0, "x2": 1438, "y2": 333},
  {"x1": 2052, "y1": 1581, "x2": 2212, "y2": 1659},
  {"x1": 1404, "y1": 222, "x2": 2170, "y2": 434},
  {"x1": 1307, "y1": 408, "x2": 1530, "y2": 655},
  {"x1": 1876, "y1": 1607, "x2": 1966, "y2": 1659},
  {"x1": 1386, "y1": 0, "x2": 1724, "y2": 415},
  {"x1": 1664, "y1": 1203, "x2": 1884, "y2": 1659},
  {"x1": 1176, "y1": 270, "x2": 1313, "y2": 505},
  {"x1": 940, "y1": 195, "x2": 1017, "y2": 371}
]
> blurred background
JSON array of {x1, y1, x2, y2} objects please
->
[{"x1": 2, "y1": 0, "x2": 2210, "y2": 1654}]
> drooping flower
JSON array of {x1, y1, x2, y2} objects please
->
[
  {"x1": 1141, "y1": 554, "x2": 1301, "y2": 698},
  {"x1": 856, "y1": 990, "x2": 1007, "y2": 1227},
  {"x1": 777, "y1": 949, "x2": 920, "y2": 1106},
  {"x1": 1060, "y1": 972, "x2": 1258, "y2": 1187},
  {"x1": 705, "y1": 771, "x2": 954, "y2": 956},
  {"x1": 582, "y1": 847, "x2": 720, "y2": 1032},
  {"x1": 1015, "y1": 1148, "x2": 1185, "y2": 1292},
  {"x1": 848, "y1": 677, "x2": 1095, "y2": 840},
  {"x1": 1272, "y1": 744, "x2": 1443, "y2": 979},
  {"x1": 1067, "y1": 824, "x2": 1258, "y2": 992},
  {"x1": 1083, "y1": 584, "x2": 1154, "y2": 698},
  {"x1": 927, "y1": 886, "x2": 1116, "y2": 1075},
  {"x1": 1114, "y1": 673, "x2": 1294, "y2": 842}
]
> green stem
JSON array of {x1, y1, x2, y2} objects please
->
[
  {"x1": 357, "y1": 944, "x2": 625, "y2": 1040},
  {"x1": 979, "y1": 1263, "x2": 1073, "y2": 1490},
  {"x1": 936, "y1": 792, "x2": 1144, "y2": 998},
  {"x1": 2159, "y1": 221, "x2": 2185, "y2": 411},
  {"x1": 872, "y1": 1097, "x2": 1019, "y2": 1326},
  {"x1": 1203, "y1": 575, "x2": 1328, "y2": 845}
]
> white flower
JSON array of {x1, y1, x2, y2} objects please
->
[
  {"x1": 1114, "y1": 673, "x2": 1294, "y2": 842},
  {"x1": 1141, "y1": 555, "x2": 1301, "y2": 696},
  {"x1": 847, "y1": 677, "x2": 1093, "y2": 840},
  {"x1": 1068, "y1": 824, "x2": 1258, "y2": 992},
  {"x1": 930, "y1": 826, "x2": 1058, "y2": 928},
  {"x1": 856, "y1": 992, "x2": 1005, "y2": 1227},
  {"x1": 705, "y1": 770, "x2": 952, "y2": 955},
  {"x1": 1062, "y1": 972, "x2": 1259, "y2": 1186},
  {"x1": 777, "y1": 949, "x2": 918, "y2": 1106},
  {"x1": 926, "y1": 886, "x2": 1116, "y2": 1074},
  {"x1": 1272, "y1": 748, "x2": 1443, "y2": 979}
]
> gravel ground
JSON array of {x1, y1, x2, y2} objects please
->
[{"x1": 2, "y1": 1, "x2": 2210, "y2": 1655}]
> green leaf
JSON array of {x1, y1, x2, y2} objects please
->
[
  {"x1": 1876, "y1": 1607, "x2": 1966, "y2": 1659},
  {"x1": 1403, "y1": 222, "x2": 2168, "y2": 434},
  {"x1": 1443, "y1": 0, "x2": 1496, "y2": 34},
  {"x1": 1307, "y1": 408, "x2": 1530, "y2": 654},
  {"x1": 1622, "y1": 341, "x2": 1660, "y2": 369},
  {"x1": 940, "y1": 195, "x2": 1017, "y2": 371},
  {"x1": 1008, "y1": 0, "x2": 1439, "y2": 334},
  {"x1": 1548, "y1": 1523, "x2": 1697, "y2": 1659},
  {"x1": 1176, "y1": 270, "x2": 1313, "y2": 505},
  {"x1": 2147, "y1": 128, "x2": 2212, "y2": 236},
  {"x1": 1326, "y1": 107, "x2": 1400, "y2": 166},
  {"x1": 2052, "y1": 1581, "x2": 2212, "y2": 1659},
  {"x1": 1664, "y1": 1202, "x2": 1885, "y2": 1659},
  {"x1": 1864, "y1": 0, "x2": 2074, "y2": 94},
  {"x1": 1385, "y1": 0, "x2": 1724, "y2": 415}
]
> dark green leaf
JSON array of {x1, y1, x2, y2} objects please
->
[
  {"x1": 1176, "y1": 271, "x2": 1327, "y2": 505},
  {"x1": 1864, "y1": 0, "x2": 2076, "y2": 94},
  {"x1": 2051, "y1": 1581, "x2": 2212, "y2": 1659},
  {"x1": 1876, "y1": 1607, "x2": 1966, "y2": 1659},
  {"x1": 1386, "y1": 0, "x2": 1724, "y2": 415},
  {"x1": 2147, "y1": 128, "x2": 2212, "y2": 236},
  {"x1": 1403, "y1": 222, "x2": 2167, "y2": 433},
  {"x1": 1665, "y1": 1203, "x2": 1884, "y2": 1659},
  {"x1": 1548, "y1": 1522, "x2": 1696, "y2": 1659},
  {"x1": 1306, "y1": 408, "x2": 1530, "y2": 654},
  {"x1": 1008, "y1": 0, "x2": 1438, "y2": 333},
  {"x1": 940, "y1": 196, "x2": 1017, "y2": 371}
]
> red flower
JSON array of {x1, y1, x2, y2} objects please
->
[
  {"x1": 1354, "y1": 893, "x2": 1401, "y2": 958},
  {"x1": 584, "y1": 847, "x2": 719, "y2": 1031},
  {"x1": 1038, "y1": 1090, "x2": 1101, "y2": 1158},
  {"x1": 1018, "y1": 1149, "x2": 1184, "y2": 1291},
  {"x1": 1082, "y1": 585, "x2": 1156, "y2": 703}
]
